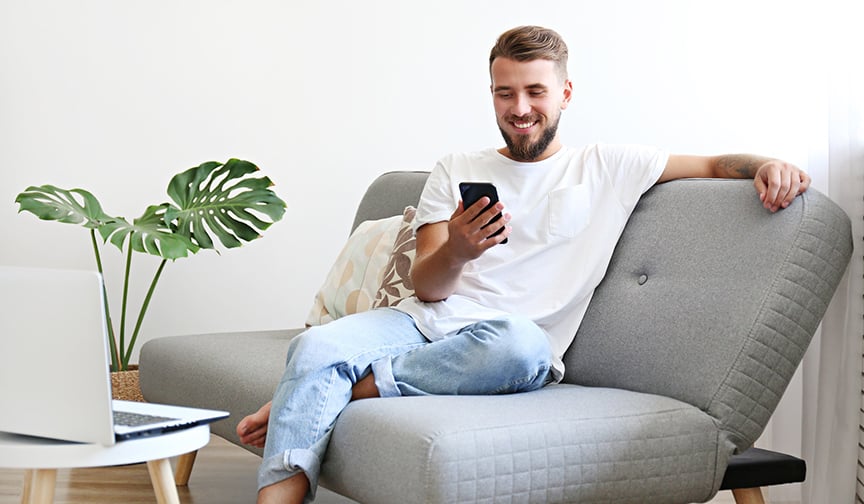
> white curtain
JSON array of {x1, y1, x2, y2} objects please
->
[
  {"x1": 801, "y1": 65, "x2": 864, "y2": 504},
  {"x1": 759, "y1": 3, "x2": 864, "y2": 503}
]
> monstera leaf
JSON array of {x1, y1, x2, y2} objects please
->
[
  {"x1": 16, "y1": 187, "x2": 199, "y2": 260},
  {"x1": 15, "y1": 185, "x2": 116, "y2": 229},
  {"x1": 165, "y1": 159, "x2": 286, "y2": 250},
  {"x1": 98, "y1": 204, "x2": 199, "y2": 260}
]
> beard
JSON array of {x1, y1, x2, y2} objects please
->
[{"x1": 498, "y1": 112, "x2": 561, "y2": 162}]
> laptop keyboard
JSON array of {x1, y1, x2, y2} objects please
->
[{"x1": 113, "y1": 410, "x2": 178, "y2": 427}]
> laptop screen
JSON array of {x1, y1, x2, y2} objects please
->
[{"x1": 0, "y1": 267, "x2": 117, "y2": 444}]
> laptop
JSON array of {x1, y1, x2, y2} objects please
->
[{"x1": 0, "y1": 266, "x2": 228, "y2": 445}]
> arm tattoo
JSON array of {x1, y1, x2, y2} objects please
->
[{"x1": 715, "y1": 154, "x2": 772, "y2": 179}]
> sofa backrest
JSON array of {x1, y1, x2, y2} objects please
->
[
  {"x1": 352, "y1": 171, "x2": 853, "y2": 450},
  {"x1": 351, "y1": 171, "x2": 430, "y2": 232},
  {"x1": 565, "y1": 178, "x2": 852, "y2": 449}
]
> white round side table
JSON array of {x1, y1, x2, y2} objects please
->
[{"x1": 0, "y1": 425, "x2": 210, "y2": 504}]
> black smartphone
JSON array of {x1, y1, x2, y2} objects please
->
[{"x1": 458, "y1": 182, "x2": 508, "y2": 244}]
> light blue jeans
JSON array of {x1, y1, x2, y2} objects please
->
[{"x1": 258, "y1": 308, "x2": 552, "y2": 501}]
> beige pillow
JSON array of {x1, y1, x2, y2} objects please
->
[
  {"x1": 373, "y1": 206, "x2": 417, "y2": 308},
  {"x1": 305, "y1": 214, "x2": 402, "y2": 326}
]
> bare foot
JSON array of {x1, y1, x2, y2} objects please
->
[
  {"x1": 237, "y1": 401, "x2": 272, "y2": 448},
  {"x1": 241, "y1": 374, "x2": 378, "y2": 448},
  {"x1": 351, "y1": 373, "x2": 380, "y2": 400}
]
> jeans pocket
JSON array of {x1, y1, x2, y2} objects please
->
[{"x1": 548, "y1": 185, "x2": 591, "y2": 238}]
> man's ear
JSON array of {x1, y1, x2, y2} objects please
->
[{"x1": 560, "y1": 79, "x2": 573, "y2": 110}]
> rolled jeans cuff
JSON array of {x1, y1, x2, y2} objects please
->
[
  {"x1": 371, "y1": 356, "x2": 401, "y2": 398},
  {"x1": 257, "y1": 448, "x2": 321, "y2": 502}
]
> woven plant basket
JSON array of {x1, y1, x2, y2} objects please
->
[{"x1": 111, "y1": 365, "x2": 145, "y2": 402}]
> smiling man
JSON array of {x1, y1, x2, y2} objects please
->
[{"x1": 241, "y1": 25, "x2": 810, "y2": 504}]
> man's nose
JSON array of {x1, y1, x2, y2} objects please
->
[{"x1": 512, "y1": 94, "x2": 532, "y2": 117}]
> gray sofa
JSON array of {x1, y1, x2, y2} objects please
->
[{"x1": 140, "y1": 171, "x2": 853, "y2": 503}]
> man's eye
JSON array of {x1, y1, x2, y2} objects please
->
[
  {"x1": 529, "y1": 91, "x2": 546, "y2": 97},
  {"x1": 497, "y1": 93, "x2": 512, "y2": 99}
]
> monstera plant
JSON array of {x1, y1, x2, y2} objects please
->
[{"x1": 16, "y1": 158, "x2": 286, "y2": 371}]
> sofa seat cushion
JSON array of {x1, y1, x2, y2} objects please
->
[
  {"x1": 320, "y1": 384, "x2": 725, "y2": 504},
  {"x1": 143, "y1": 331, "x2": 729, "y2": 503}
]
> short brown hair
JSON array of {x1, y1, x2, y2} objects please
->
[{"x1": 489, "y1": 26, "x2": 569, "y2": 80}]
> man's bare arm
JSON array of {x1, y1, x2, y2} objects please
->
[
  {"x1": 410, "y1": 221, "x2": 465, "y2": 302},
  {"x1": 660, "y1": 153, "x2": 811, "y2": 212},
  {"x1": 714, "y1": 154, "x2": 779, "y2": 177}
]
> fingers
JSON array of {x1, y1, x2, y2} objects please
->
[
  {"x1": 462, "y1": 199, "x2": 510, "y2": 242},
  {"x1": 237, "y1": 402, "x2": 271, "y2": 448},
  {"x1": 237, "y1": 419, "x2": 267, "y2": 447},
  {"x1": 483, "y1": 212, "x2": 511, "y2": 244},
  {"x1": 458, "y1": 196, "x2": 491, "y2": 222},
  {"x1": 450, "y1": 198, "x2": 510, "y2": 259},
  {"x1": 755, "y1": 161, "x2": 808, "y2": 212},
  {"x1": 798, "y1": 171, "x2": 811, "y2": 193},
  {"x1": 241, "y1": 430, "x2": 267, "y2": 447}
]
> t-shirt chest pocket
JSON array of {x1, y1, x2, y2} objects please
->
[{"x1": 547, "y1": 185, "x2": 591, "y2": 239}]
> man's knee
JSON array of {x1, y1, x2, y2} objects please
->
[
  {"x1": 478, "y1": 316, "x2": 552, "y2": 371},
  {"x1": 284, "y1": 328, "x2": 342, "y2": 373}
]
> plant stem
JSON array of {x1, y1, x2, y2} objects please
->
[
  {"x1": 119, "y1": 241, "x2": 133, "y2": 370},
  {"x1": 123, "y1": 259, "x2": 167, "y2": 368},
  {"x1": 91, "y1": 229, "x2": 121, "y2": 372}
]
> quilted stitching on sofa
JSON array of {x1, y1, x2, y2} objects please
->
[
  {"x1": 426, "y1": 411, "x2": 719, "y2": 504},
  {"x1": 710, "y1": 195, "x2": 852, "y2": 447}
]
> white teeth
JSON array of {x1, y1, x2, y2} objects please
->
[{"x1": 514, "y1": 121, "x2": 535, "y2": 129}]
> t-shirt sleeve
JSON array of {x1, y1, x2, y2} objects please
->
[
  {"x1": 412, "y1": 159, "x2": 457, "y2": 233},
  {"x1": 595, "y1": 143, "x2": 669, "y2": 209}
]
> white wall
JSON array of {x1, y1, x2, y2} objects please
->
[{"x1": 0, "y1": 0, "x2": 828, "y2": 361}]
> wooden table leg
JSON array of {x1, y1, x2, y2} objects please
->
[
  {"x1": 21, "y1": 469, "x2": 57, "y2": 504},
  {"x1": 20, "y1": 470, "x2": 33, "y2": 504},
  {"x1": 174, "y1": 450, "x2": 198, "y2": 486},
  {"x1": 732, "y1": 487, "x2": 766, "y2": 504},
  {"x1": 147, "y1": 459, "x2": 180, "y2": 504}
]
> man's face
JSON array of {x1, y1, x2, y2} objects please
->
[{"x1": 490, "y1": 57, "x2": 572, "y2": 162}]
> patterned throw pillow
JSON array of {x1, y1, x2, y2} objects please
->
[
  {"x1": 373, "y1": 206, "x2": 417, "y2": 308},
  {"x1": 305, "y1": 214, "x2": 402, "y2": 326}
]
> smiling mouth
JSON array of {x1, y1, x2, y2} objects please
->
[{"x1": 509, "y1": 118, "x2": 541, "y2": 133}]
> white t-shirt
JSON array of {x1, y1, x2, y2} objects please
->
[{"x1": 394, "y1": 144, "x2": 668, "y2": 380}]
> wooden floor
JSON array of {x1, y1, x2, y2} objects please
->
[
  {"x1": 0, "y1": 435, "x2": 355, "y2": 504},
  {"x1": 0, "y1": 435, "x2": 737, "y2": 503}
]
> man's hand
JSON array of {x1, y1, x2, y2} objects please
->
[
  {"x1": 753, "y1": 160, "x2": 811, "y2": 213},
  {"x1": 446, "y1": 197, "x2": 511, "y2": 261},
  {"x1": 410, "y1": 198, "x2": 510, "y2": 302}
]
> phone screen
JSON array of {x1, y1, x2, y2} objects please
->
[{"x1": 459, "y1": 182, "x2": 508, "y2": 243}]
